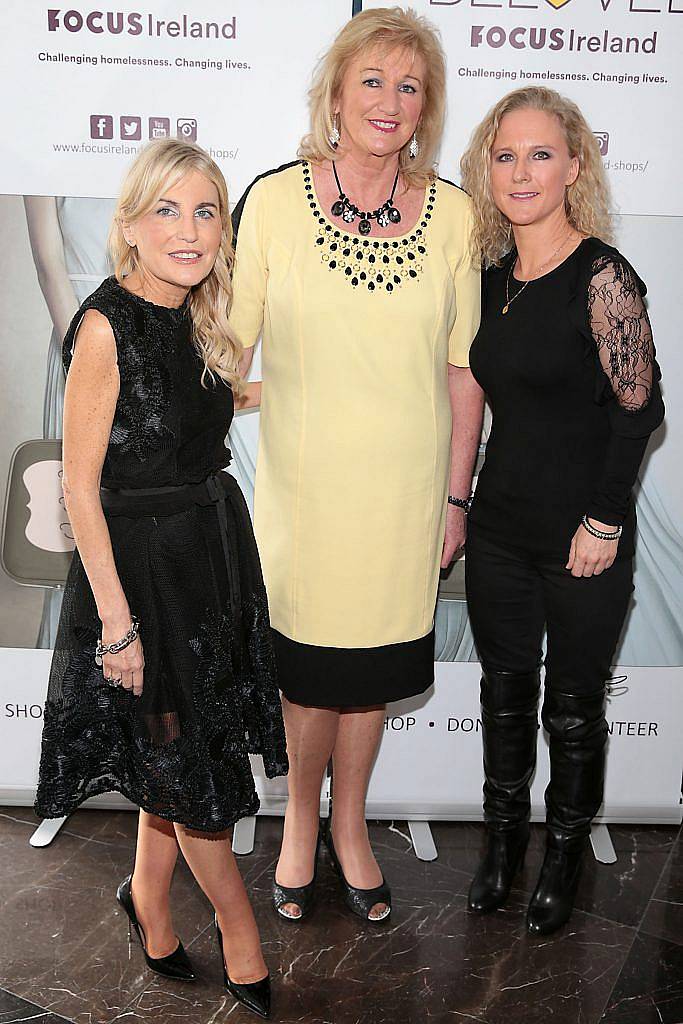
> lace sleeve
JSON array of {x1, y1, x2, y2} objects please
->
[{"x1": 588, "y1": 255, "x2": 653, "y2": 413}]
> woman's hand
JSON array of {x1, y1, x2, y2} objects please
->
[
  {"x1": 566, "y1": 519, "x2": 620, "y2": 578},
  {"x1": 441, "y1": 505, "x2": 467, "y2": 568},
  {"x1": 102, "y1": 633, "x2": 145, "y2": 697},
  {"x1": 235, "y1": 381, "x2": 262, "y2": 411}
]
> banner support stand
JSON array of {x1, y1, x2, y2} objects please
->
[
  {"x1": 590, "y1": 823, "x2": 617, "y2": 864},
  {"x1": 408, "y1": 820, "x2": 438, "y2": 862},
  {"x1": 30, "y1": 815, "x2": 68, "y2": 848}
]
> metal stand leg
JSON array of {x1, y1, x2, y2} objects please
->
[
  {"x1": 30, "y1": 816, "x2": 68, "y2": 848},
  {"x1": 590, "y1": 823, "x2": 617, "y2": 864},
  {"x1": 408, "y1": 820, "x2": 438, "y2": 862},
  {"x1": 232, "y1": 815, "x2": 256, "y2": 855}
]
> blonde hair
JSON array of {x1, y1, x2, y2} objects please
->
[
  {"x1": 460, "y1": 87, "x2": 613, "y2": 266},
  {"x1": 299, "y1": 6, "x2": 446, "y2": 189},
  {"x1": 108, "y1": 138, "x2": 243, "y2": 393}
]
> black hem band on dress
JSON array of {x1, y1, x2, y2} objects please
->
[{"x1": 272, "y1": 628, "x2": 435, "y2": 708}]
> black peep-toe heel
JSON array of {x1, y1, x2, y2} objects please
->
[
  {"x1": 272, "y1": 827, "x2": 322, "y2": 922},
  {"x1": 116, "y1": 874, "x2": 195, "y2": 982},
  {"x1": 324, "y1": 828, "x2": 392, "y2": 923},
  {"x1": 215, "y1": 916, "x2": 271, "y2": 1019}
]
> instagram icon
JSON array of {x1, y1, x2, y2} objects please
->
[{"x1": 594, "y1": 132, "x2": 610, "y2": 157}]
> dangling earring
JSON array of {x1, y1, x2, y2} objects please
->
[
  {"x1": 328, "y1": 114, "x2": 340, "y2": 148},
  {"x1": 409, "y1": 134, "x2": 419, "y2": 160}
]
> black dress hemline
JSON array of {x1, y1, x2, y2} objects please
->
[
  {"x1": 36, "y1": 777, "x2": 261, "y2": 834},
  {"x1": 273, "y1": 628, "x2": 435, "y2": 708}
]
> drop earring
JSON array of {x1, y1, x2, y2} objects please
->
[
  {"x1": 409, "y1": 134, "x2": 419, "y2": 160},
  {"x1": 328, "y1": 114, "x2": 340, "y2": 148}
]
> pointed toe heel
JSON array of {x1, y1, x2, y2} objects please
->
[
  {"x1": 116, "y1": 875, "x2": 195, "y2": 982},
  {"x1": 215, "y1": 917, "x2": 271, "y2": 1020},
  {"x1": 324, "y1": 830, "x2": 392, "y2": 923}
]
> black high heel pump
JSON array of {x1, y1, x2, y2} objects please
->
[
  {"x1": 272, "y1": 827, "x2": 322, "y2": 922},
  {"x1": 214, "y1": 916, "x2": 271, "y2": 1019},
  {"x1": 324, "y1": 828, "x2": 392, "y2": 923},
  {"x1": 116, "y1": 875, "x2": 195, "y2": 982}
]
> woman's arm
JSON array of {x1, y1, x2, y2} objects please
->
[
  {"x1": 234, "y1": 377, "x2": 261, "y2": 411},
  {"x1": 442, "y1": 196, "x2": 484, "y2": 567},
  {"x1": 567, "y1": 255, "x2": 664, "y2": 577},
  {"x1": 62, "y1": 309, "x2": 144, "y2": 693},
  {"x1": 442, "y1": 366, "x2": 485, "y2": 568},
  {"x1": 24, "y1": 196, "x2": 79, "y2": 341}
]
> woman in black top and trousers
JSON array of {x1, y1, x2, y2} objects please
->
[{"x1": 460, "y1": 88, "x2": 664, "y2": 935}]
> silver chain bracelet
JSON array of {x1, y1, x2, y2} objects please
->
[
  {"x1": 581, "y1": 515, "x2": 622, "y2": 541},
  {"x1": 95, "y1": 616, "x2": 140, "y2": 667}
]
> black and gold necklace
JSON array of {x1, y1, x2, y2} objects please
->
[{"x1": 331, "y1": 162, "x2": 401, "y2": 236}]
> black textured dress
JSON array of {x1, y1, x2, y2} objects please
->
[{"x1": 35, "y1": 277, "x2": 288, "y2": 832}]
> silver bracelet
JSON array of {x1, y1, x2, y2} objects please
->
[
  {"x1": 95, "y1": 616, "x2": 140, "y2": 667},
  {"x1": 581, "y1": 515, "x2": 622, "y2": 541}
]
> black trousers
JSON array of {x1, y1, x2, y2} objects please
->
[{"x1": 465, "y1": 527, "x2": 634, "y2": 843}]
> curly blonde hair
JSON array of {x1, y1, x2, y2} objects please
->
[
  {"x1": 299, "y1": 6, "x2": 446, "y2": 189},
  {"x1": 108, "y1": 138, "x2": 243, "y2": 393},
  {"x1": 460, "y1": 87, "x2": 613, "y2": 266}
]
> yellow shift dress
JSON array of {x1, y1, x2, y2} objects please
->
[{"x1": 229, "y1": 160, "x2": 480, "y2": 706}]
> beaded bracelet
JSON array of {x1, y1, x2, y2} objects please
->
[
  {"x1": 95, "y1": 616, "x2": 140, "y2": 667},
  {"x1": 581, "y1": 515, "x2": 622, "y2": 541},
  {"x1": 448, "y1": 495, "x2": 472, "y2": 514}
]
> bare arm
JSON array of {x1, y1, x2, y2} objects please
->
[
  {"x1": 441, "y1": 365, "x2": 485, "y2": 568},
  {"x1": 234, "y1": 347, "x2": 262, "y2": 410},
  {"x1": 24, "y1": 196, "x2": 79, "y2": 341},
  {"x1": 62, "y1": 309, "x2": 144, "y2": 693}
]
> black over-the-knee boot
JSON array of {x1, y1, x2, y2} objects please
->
[
  {"x1": 527, "y1": 685, "x2": 607, "y2": 935},
  {"x1": 468, "y1": 668, "x2": 541, "y2": 914}
]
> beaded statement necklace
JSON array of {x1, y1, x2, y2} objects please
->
[
  {"x1": 302, "y1": 161, "x2": 437, "y2": 294},
  {"x1": 331, "y1": 161, "x2": 401, "y2": 235}
]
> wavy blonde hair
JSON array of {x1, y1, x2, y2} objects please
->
[
  {"x1": 299, "y1": 6, "x2": 446, "y2": 189},
  {"x1": 109, "y1": 138, "x2": 243, "y2": 393},
  {"x1": 460, "y1": 87, "x2": 613, "y2": 266}
]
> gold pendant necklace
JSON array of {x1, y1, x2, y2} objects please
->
[{"x1": 502, "y1": 229, "x2": 575, "y2": 315}]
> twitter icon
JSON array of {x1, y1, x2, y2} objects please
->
[{"x1": 120, "y1": 116, "x2": 142, "y2": 141}]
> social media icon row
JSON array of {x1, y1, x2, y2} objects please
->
[{"x1": 89, "y1": 115, "x2": 198, "y2": 142}]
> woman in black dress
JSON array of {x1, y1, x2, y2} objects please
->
[
  {"x1": 460, "y1": 88, "x2": 664, "y2": 935},
  {"x1": 34, "y1": 139, "x2": 287, "y2": 1018}
]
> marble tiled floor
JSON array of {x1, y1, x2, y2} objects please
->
[{"x1": 0, "y1": 807, "x2": 680, "y2": 1024}]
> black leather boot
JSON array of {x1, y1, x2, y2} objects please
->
[
  {"x1": 468, "y1": 668, "x2": 540, "y2": 914},
  {"x1": 526, "y1": 836, "x2": 587, "y2": 935},
  {"x1": 527, "y1": 684, "x2": 607, "y2": 935},
  {"x1": 469, "y1": 823, "x2": 530, "y2": 914}
]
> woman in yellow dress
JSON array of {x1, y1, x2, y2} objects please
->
[{"x1": 230, "y1": 7, "x2": 483, "y2": 923}]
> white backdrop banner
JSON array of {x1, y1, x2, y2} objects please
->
[
  {"x1": 363, "y1": 0, "x2": 683, "y2": 216},
  {"x1": 366, "y1": 663, "x2": 683, "y2": 823},
  {"x1": 2, "y1": 651, "x2": 680, "y2": 824},
  {"x1": 0, "y1": 1, "x2": 350, "y2": 199},
  {"x1": 0, "y1": 0, "x2": 681, "y2": 826}
]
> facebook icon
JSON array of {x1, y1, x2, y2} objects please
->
[{"x1": 90, "y1": 115, "x2": 113, "y2": 139}]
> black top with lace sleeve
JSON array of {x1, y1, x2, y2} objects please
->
[{"x1": 469, "y1": 237, "x2": 664, "y2": 559}]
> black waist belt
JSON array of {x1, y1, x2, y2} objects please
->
[{"x1": 100, "y1": 473, "x2": 243, "y2": 667}]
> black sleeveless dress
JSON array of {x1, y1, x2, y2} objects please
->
[{"x1": 34, "y1": 277, "x2": 288, "y2": 832}]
